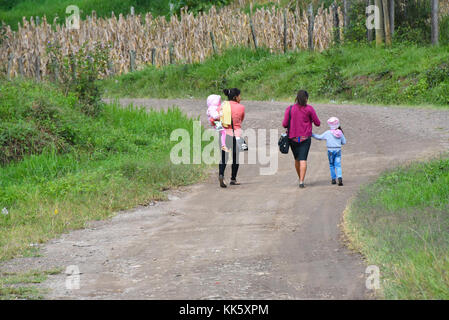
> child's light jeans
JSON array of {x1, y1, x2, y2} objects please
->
[{"x1": 327, "y1": 149, "x2": 342, "y2": 180}]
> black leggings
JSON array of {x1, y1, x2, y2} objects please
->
[{"x1": 219, "y1": 135, "x2": 239, "y2": 180}]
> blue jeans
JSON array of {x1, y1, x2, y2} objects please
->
[{"x1": 327, "y1": 150, "x2": 342, "y2": 180}]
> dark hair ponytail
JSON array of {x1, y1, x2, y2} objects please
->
[
  {"x1": 223, "y1": 88, "x2": 241, "y2": 102},
  {"x1": 295, "y1": 90, "x2": 309, "y2": 107}
]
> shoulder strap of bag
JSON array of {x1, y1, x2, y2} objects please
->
[{"x1": 230, "y1": 103, "x2": 234, "y2": 134}]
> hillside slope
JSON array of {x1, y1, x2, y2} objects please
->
[{"x1": 102, "y1": 45, "x2": 449, "y2": 108}]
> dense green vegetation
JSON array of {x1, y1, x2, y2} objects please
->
[
  {"x1": 344, "y1": 156, "x2": 449, "y2": 299},
  {"x1": 0, "y1": 0, "x2": 235, "y2": 29},
  {"x1": 102, "y1": 44, "x2": 449, "y2": 108},
  {"x1": 0, "y1": 79, "x2": 206, "y2": 261},
  {"x1": 0, "y1": 0, "x2": 169, "y2": 28}
]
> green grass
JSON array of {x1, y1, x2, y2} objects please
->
[
  {"x1": 343, "y1": 156, "x2": 449, "y2": 299},
  {"x1": 101, "y1": 44, "x2": 449, "y2": 108},
  {"x1": 0, "y1": 0, "x2": 171, "y2": 29},
  {"x1": 0, "y1": 268, "x2": 62, "y2": 299},
  {"x1": 0, "y1": 79, "x2": 208, "y2": 261}
]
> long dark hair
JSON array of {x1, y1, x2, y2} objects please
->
[
  {"x1": 295, "y1": 90, "x2": 309, "y2": 107},
  {"x1": 223, "y1": 88, "x2": 241, "y2": 102},
  {"x1": 338, "y1": 126, "x2": 344, "y2": 134}
]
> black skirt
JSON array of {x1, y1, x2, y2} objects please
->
[{"x1": 289, "y1": 138, "x2": 311, "y2": 161}]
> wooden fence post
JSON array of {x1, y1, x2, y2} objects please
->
[
  {"x1": 308, "y1": 3, "x2": 315, "y2": 51},
  {"x1": 283, "y1": 9, "x2": 288, "y2": 54},
  {"x1": 107, "y1": 60, "x2": 115, "y2": 76},
  {"x1": 151, "y1": 48, "x2": 156, "y2": 65},
  {"x1": 210, "y1": 31, "x2": 218, "y2": 55},
  {"x1": 249, "y1": 15, "x2": 258, "y2": 50},
  {"x1": 129, "y1": 49, "x2": 136, "y2": 71},
  {"x1": 18, "y1": 56, "x2": 24, "y2": 77},
  {"x1": 69, "y1": 53, "x2": 75, "y2": 81},
  {"x1": 169, "y1": 43, "x2": 174, "y2": 64},
  {"x1": 35, "y1": 55, "x2": 41, "y2": 81},
  {"x1": 7, "y1": 53, "x2": 13, "y2": 80},
  {"x1": 51, "y1": 56, "x2": 60, "y2": 82}
]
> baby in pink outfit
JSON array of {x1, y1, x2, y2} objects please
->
[{"x1": 207, "y1": 94, "x2": 229, "y2": 152}]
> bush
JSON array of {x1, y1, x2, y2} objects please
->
[
  {"x1": 426, "y1": 63, "x2": 449, "y2": 88},
  {"x1": 433, "y1": 82, "x2": 449, "y2": 105},
  {"x1": 318, "y1": 64, "x2": 348, "y2": 97},
  {"x1": 46, "y1": 41, "x2": 109, "y2": 117},
  {"x1": 0, "y1": 80, "x2": 89, "y2": 165}
]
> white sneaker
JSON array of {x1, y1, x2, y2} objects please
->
[{"x1": 214, "y1": 121, "x2": 223, "y2": 131}]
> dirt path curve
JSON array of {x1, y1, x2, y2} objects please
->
[{"x1": 2, "y1": 99, "x2": 448, "y2": 299}]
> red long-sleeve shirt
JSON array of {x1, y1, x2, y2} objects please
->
[{"x1": 282, "y1": 104, "x2": 321, "y2": 139}]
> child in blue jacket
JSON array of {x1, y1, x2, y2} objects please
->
[{"x1": 312, "y1": 117, "x2": 346, "y2": 186}]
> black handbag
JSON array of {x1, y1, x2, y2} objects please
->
[{"x1": 278, "y1": 106, "x2": 292, "y2": 154}]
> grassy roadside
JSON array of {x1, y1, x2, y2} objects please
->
[
  {"x1": 343, "y1": 155, "x2": 449, "y2": 299},
  {"x1": 101, "y1": 44, "x2": 449, "y2": 109},
  {"x1": 0, "y1": 268, "x2": 62, "y2": 299},
  {"x1": 0, "y1": 79, "x2": 208, "y2": 263}
]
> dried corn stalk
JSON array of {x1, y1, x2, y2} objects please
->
[{"x1": 1, "y1": 5, "x2": 342, "y2": 79}]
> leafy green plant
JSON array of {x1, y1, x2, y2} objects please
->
[
  {"x1": 46, "y1": 41, "x2": 109, "y2": 117},
  {"x1": 426, "y1": 63, "x2": 449, "y2": 88},
  {"x1": 318, "y1": 64, "x2": 348, "y2": 97}
]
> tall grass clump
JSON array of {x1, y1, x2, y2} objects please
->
[
  {"x1": 0, "y1": 79, "x2": 207, "y2": 261},
  {"x1": 344, "y1": 156, "x2": 449, "y2": 299}
]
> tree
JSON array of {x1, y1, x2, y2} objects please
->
[
  {"x1": 366, "y1": 0, "x2": 374, "y2": 42},
  {"x1": 389, "y1": 0, "x2": 395, "y2": 36},
  {"x1": 431, "y1": 0, "x2": 439, "y2": 45},
  {"x1": 375, "y1": 0, "x2": 384, "y2": 46},
  {"x1": 382, "y1": 0, "x2": 392, "y2": 46},
  {"x1": 343, "y1": 0, "x2": 351, "y2": 31}
]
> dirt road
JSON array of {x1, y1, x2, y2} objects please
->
[{"x1": 2, "y1": 99, "x2": 448, "y2": 299}]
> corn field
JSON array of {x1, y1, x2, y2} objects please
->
[
  {"x1": 0, "y1": 5, "x2": 342, "y2": 79},
  {"x1": 441, "y1": 1, "x2": 449, "y2": 17}
]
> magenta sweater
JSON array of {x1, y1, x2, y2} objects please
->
[{"x1": 282, "y1": 104, "x2": 321, "y2": 139}]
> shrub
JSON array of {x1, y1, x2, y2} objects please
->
[
  {"x1": 0, "y1": 81, "x2": 89, "y2": 165},
  {"x1": 318, "y1": 64, "x2": 348, "y2": 97},
  {"x1": 426, "y1": 63, "x2": 449, "y2": 88},
  {"x1": 433, "y1": 82, "x2": 449, "y2": 105},
  {"x1": 46, "y1": 42, "x2": 109, "y2": 117}
]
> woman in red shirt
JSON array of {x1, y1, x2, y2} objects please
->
[
  {"x1": 282, "y1": 90, "x2": 321, "y2": 188},
  {"x1": 219, "y1": 88, "x2": 245, "y2": 188}
]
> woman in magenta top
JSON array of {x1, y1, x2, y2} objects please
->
[{"x1": 282, "y1": 90, "x2": 321, "y2": 188}]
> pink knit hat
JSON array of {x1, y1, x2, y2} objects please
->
[
  {"x1": 328, "y1": 117, "x2": 342, "y2": 138},
  {"x1": 207, "y1": 94, "x2": 221, "y2": 108},
  {"x1": 327, "y1": 117, "x2": 340, "y2": 130}
]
